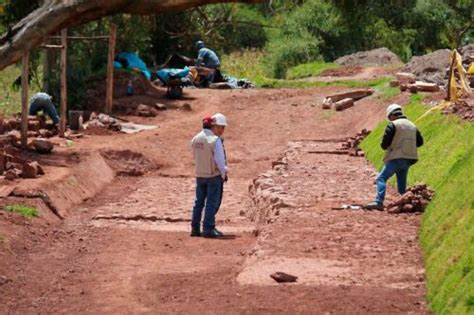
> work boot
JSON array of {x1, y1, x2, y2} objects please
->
[
  {"x1": 365, "y1": 202, "x2": 384, "y2": 211},
  {"x1": 211, "y1": 226, "x2": 224, "y2": 236},
  {"x1": 190, "y1": 228, "x2": 201, "y2": 237},
  {"x1": 202, "y1": 229, "x2": 222, "y2": 238}
]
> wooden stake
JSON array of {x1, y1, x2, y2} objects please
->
[
  {"x1": 59, "y1": 29, "x2": 67, "y2": 137},
  {"x1": 21, "y1": 52, "x2": 29, "y2": 149},
  {"x1": 105, "y1": 24, "x2": 117, "y2": 114}
]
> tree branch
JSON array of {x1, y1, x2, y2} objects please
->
[{"x1": 0, "y1": 0, "x2": 264, "y2": 71}]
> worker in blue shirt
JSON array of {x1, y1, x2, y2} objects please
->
[{"x1": 195, "y1": 40, "x2": 220, "y2": 85}]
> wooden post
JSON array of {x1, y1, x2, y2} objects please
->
[
  {"x1": 21, "y1": 52, "x2": 30, "y2": 149},
  {"x1": 59, "y1": 29, "x2": 67, "y2": 137},
  {"x1": 105, "y1": 24, "x2": 117, "y2": 114}
]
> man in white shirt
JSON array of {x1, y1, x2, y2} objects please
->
[{"x1": 190, "y1": 113, "x2": 228, "y2": 238}]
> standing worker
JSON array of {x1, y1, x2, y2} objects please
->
[
  {"x1": 29, "y1": 92, "x2": 60, "y2": 125},
  {"x1": 366, "y1": 104, "x2": 424, "y2": 211},
  {"x1": 195, "y1": 40, "x2": 220, "y2": 85},
  {"x1": 190, "y1": 113, "x2": 228, "y2": 238}
]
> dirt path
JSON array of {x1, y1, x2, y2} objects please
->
[{"x1": 1, "y1": 88, "x2": 426, "y2": 313}]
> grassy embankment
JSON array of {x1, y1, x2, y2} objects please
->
[
  {"x1": 360, "y1": 95, "x2": 474, "y2": 315},
  {"x1": 221, "y1": 50, "x2": 399, "y2": 97}
]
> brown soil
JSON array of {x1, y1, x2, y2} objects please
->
[
  {"x1": 0, "y1": 85, "x2": 428, "y2": 313},
  {"x1": 320, "y1": 66, "x2": 364, "y2": 77}
]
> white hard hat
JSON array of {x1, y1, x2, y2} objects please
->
[
  {"x1": 386, "y1": 104, "x2": 402, "y2": 118},
  {"x1": 212, "y1": 113, "x2": 227, "y2": 126}
]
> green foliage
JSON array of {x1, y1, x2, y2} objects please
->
[
  {"x1": 4, "y1": 204, "x2": 39, "y2": 218},
  {"x1": 286, "y1": 61, "x2": 340, "y2": 79},
  {"x1": 0, "y1": 65, "x2": 38, "y2": 116},
  {"x1": 360, "y1": 97, "x2": 474, "y2": 314},
  {"x1": 264, "y1": 31, "x2": 322, "y2": 79}
]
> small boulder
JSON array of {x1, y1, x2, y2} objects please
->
[
  {"x1": 22, "y1": 161, "x2": 44, "y2": 178},
  {"x1": 182, "y1": 103, "x2": 192, "y2": 111},
  {"x1": 32, "y1": 139, "x2": 54, "y2": 154}
]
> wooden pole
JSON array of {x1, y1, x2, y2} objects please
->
[
  {"x1": 105, "y1": 24, "x2": 117, "y2": 114},
  {"x1": 21, "y1": 52, "x2": 29, "y2": 149},
  {"x1": 59, "y1": 29, "x2": 67, "y2": 137}
]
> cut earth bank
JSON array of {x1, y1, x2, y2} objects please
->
[{"x1": 0, "y1": 84, "x2": 465, "y2": 313}]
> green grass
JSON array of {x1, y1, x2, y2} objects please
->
[
  {"x1": 360, "y1": 96, "x2": 474, "y2": 315},
  {"x1": 4, "y1": 204, "x2": 39, "y2": 218},
  {"x1": 0, "y1": 65, "x2": 42, "y2": 117},
  {"x1": 222, "y1": 50, "x2": 395, "y2": 90},
  {"x1": 258, "y1": 76, "x2": 392, "y2": 89},
  {"x1": 286, "y1": 61, "x2": 340, "y2": 80}
]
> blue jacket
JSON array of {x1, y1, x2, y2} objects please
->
[{"x1": 196, "y1": 48, "x2": 220, "y2": 68}]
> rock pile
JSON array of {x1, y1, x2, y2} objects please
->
[
  {"x1": 84, "y1": 113, "x2": 121, "y2": 131},
  {"x1": 340, "y1": 129, "x2": 371, "y2": 157},
  {"x1": 0, "y1": 115, "x2": 57, "y2": 139},
  {"x1": 387, "y1": 184, "x2": 434, "y2": 214},
  {"x1": 1, "y1": 150, "x2": 45, "y2": 180},
  {"x1": 334, "y1": 48, "x2": 402, "y2": 67},
  {"x1": 248, "y1": 156, "x2": 292, "y2": 224},
  {"x1": 442, "y1": 99, "x2": 474, "y2": 122}
]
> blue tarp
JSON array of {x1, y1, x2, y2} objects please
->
[
  {"x1": 156, "y1": 67, "x2": 190, "y2": 84},
  {"x1": 114, "y1": 52, "x2": 151, "y2": 80}
]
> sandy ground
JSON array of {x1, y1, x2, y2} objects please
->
[{"x1": 0, "y1": 86, "x2": 427, "y2": 314}]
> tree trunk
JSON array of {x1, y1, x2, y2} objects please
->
[{"x1": 0, "y1": 0, "x2": 263, "y2": 71}]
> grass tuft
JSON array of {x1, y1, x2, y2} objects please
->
[
  {"x1": 286, "y1": 61, "x2": 340, "y2": 80},
  {"x1": 4, "y1": 204, "x2": 39, "y2": 218}
]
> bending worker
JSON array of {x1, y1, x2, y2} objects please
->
[
  {"x1": 29, "y1": 92, "x2": 60, "y2": 125},
  {"x1": 366, "y1": 104, "x2": 423, "y2": 211},
  {"x1": 195, "y1": 40, "x2": 220, "y2": 84},
  {"x1": 190, "y1": 113, "x2": 228, "y2": 238}
]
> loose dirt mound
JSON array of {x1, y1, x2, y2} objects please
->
[
  {"x1": 334, "y1": 48, "x2": 402, "y2": 67},
  {"x1": 402, "y1": 49, "x2": 451, "y2": 86},
  {"x1": 101, "y1": 150, "x2": 158, "y2": 176},
  {"x1": 84, "y1": 72, "x2": 149, "y2": 112}
]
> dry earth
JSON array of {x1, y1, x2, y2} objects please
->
[{"x1": 0, "y1": 86, "x2": 427, "y2": 314}]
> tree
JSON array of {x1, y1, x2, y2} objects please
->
[{"x1": 0, "y1": 0, "x2": 264, "y2": 70}]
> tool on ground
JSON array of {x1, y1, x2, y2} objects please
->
[{"x1": 332, "y1": 204, "x2": 364, "y2": 210}]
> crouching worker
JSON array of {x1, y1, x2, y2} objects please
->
[
  {"x1": 190, "y1": 113, "x2": 228, "y2": 238},
  {"x1": 366, "y1": 104, "x2": 424, "y2": 211},
  {"x1": 29, "y1": 92, "x2": 60, "y2": 125}
]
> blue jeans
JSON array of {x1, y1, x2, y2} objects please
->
[
  {"x1": 375, "y1": 159, "x2": 415, "y2": 205},
  {"x1": 192, "y1": 176, "x2": 223, "y2": 232},
  {"x1": 29, "y1": 100, "x2": 60, "y2": 124}
]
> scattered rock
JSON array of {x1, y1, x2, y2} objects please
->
[
  {"x1": 396, "y1": 72, "x2": 416, "y2": 84},
  {"x1": 442, "y1": 99, "x2": 474, "y2": 122},
  {"x1": 341, "y1": 129, "x2": 371, "y2": 157},
  {"x1": 38, "y1": 129, "x2": 53, "y2": 138},
  {"x1": 334, "y1": 47, "x2": 402, "y2": 67},
  {"x1": 154, "y1": 103, "x2": 167, "y2": 111},
  {"x1": 22, "y1": 161, "x2": 45, "y2": 178},
  {"x1": 182, "y1": 103, "x2": 192, "y2": 111},
  {"x1": 4, "y1": 169, "x2": 20, "y2": 181},
  {"x1": 270, "y1": 272, "x2": 298, "y2": 283},
  {"x1": 135, "y1": 104, "x2": 158, "y2": 117},
  {"x1": 0, "y1": 275, "x2": 12, "y2": 286},
  {"x1": 32, "y1": 139, "x2": 54, "y2": 154}
]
